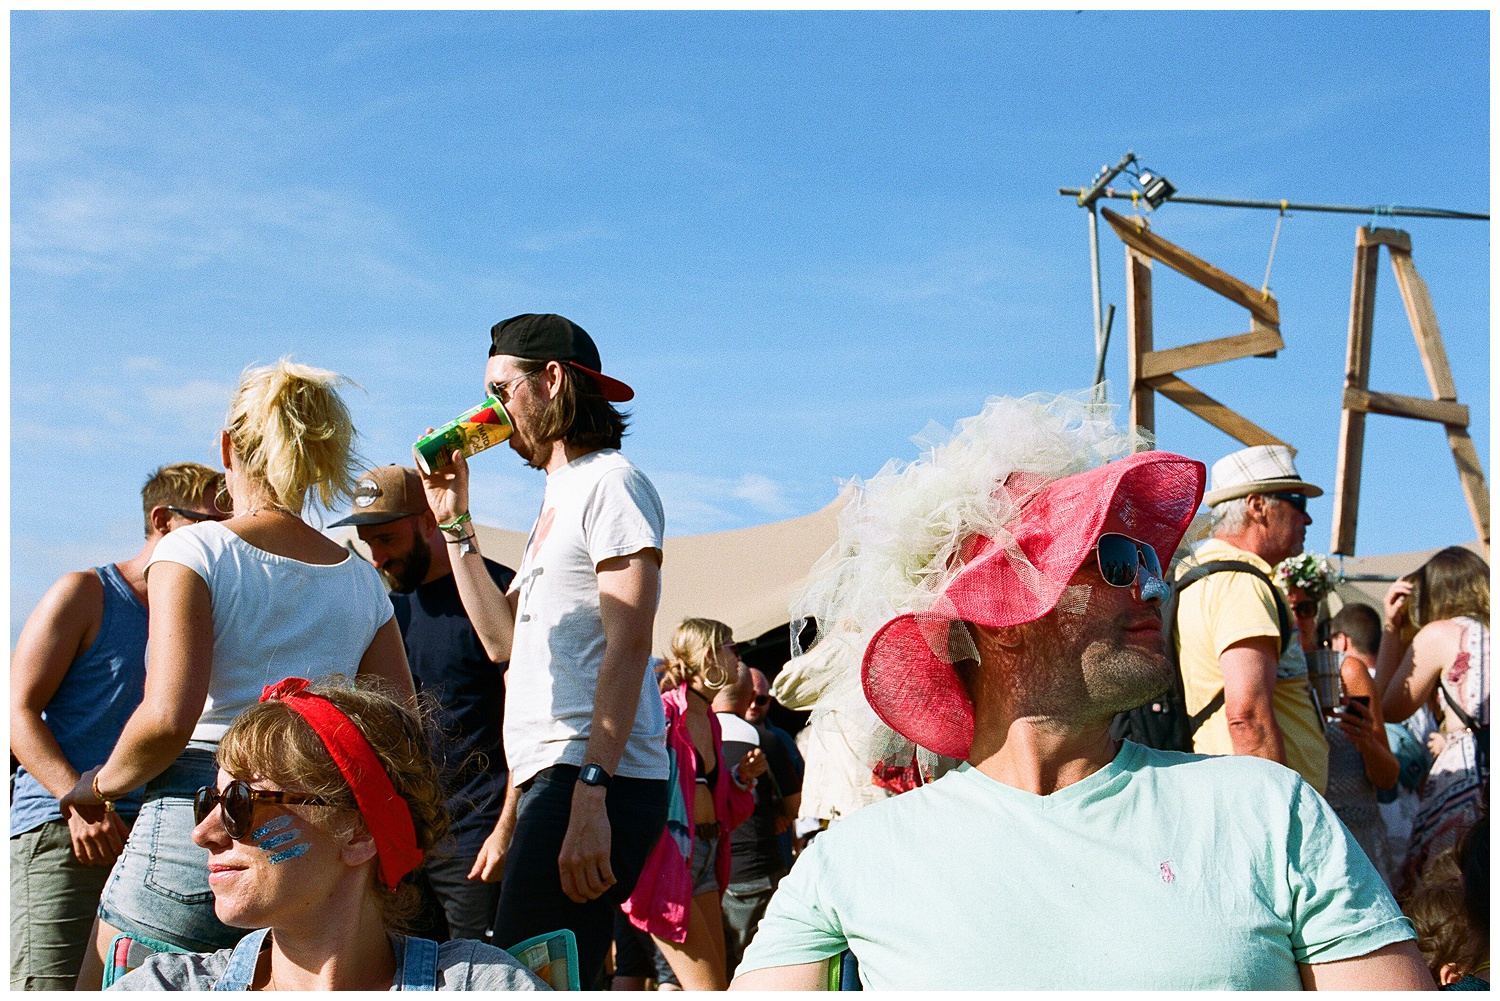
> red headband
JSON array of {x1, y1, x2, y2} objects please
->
[{"x1": 259, "y1": 678, "x2": 422, "y2": 889}]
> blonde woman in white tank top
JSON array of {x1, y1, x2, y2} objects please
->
[{"x1": 61, "y1": 360, "x2": 414, "y2": 986}]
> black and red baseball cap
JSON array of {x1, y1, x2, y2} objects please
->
[{"x1": 489, "y1": 313, "x2": 634, "y2": 403}]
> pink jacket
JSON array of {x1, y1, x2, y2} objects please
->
[{"x1": 621, "y1": 685, "x2": 755, "y2": 943}]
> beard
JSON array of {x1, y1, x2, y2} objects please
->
[
  {"x1": 380, "y1": 532, "x2": 432, "y2": 594},
  {"x1": 1010, "y1": 608, "x2": 1173, "y2": 725}
]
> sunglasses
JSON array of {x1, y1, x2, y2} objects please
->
[
  {"x1": 194, "y1": 780, "x2": 331, "y2": 841},
  {"x1": 485, "y1": 372, "x2": 534, "y2": 404},
  {"x1": 752, "y1": 696, "x2": 771, "y2": 709},
  {"x1": 1267, "y1": 492, "x2": 1308, "y2": 514},
  {"x1": 1294, "y1": 600, "x2": 1318, "y2": 618},
  {"x1": 1095, "y1": 533, "x2": 1163, "y2": 589},
  {"x1": 167, "y1": 505, "x2": 230, "y2": 523}
]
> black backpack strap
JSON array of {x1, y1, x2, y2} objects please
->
[
  {"x1": 1166, "y1": 560, "x2": 1295, "y2": 736},
  {"x1": 1438, "y1": 680, "x2": 1482, "y2": 734}
]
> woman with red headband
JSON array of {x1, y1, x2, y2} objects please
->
[
  {"x1": 62, "y1": 361, "x2": 415, "y2": 986},
  {"x1": 110, "y1": 677, "x2": 546, "y2": 990}
]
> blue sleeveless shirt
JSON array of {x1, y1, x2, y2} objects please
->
[{"x1": 11, "y1": 564, "x2": 149, "y2": 835}]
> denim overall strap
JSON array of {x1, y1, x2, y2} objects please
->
[
  {"x1": 398, "y1": 935, "x2": 440, "y2": 990},
  {"x1": 212, "y1": 927, "x2": 271, "y2": 990}
]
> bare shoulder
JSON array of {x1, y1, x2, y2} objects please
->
[
  {"x1": 28, "y1": 569, "x2": 105, "y2": 633},
  {"x1": 1412, "y1": 619, "x2": 1465, "y2": 661}
]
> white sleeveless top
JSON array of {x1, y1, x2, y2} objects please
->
[{"x1": 147, "y1": 521, "x2": 393, "y2": 742}]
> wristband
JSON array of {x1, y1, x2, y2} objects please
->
[
  {"x1": 438, "y1": 511, "x2": 472, "y2": 534},
  {"x1": 92, "y1": 773, "x2": 116, "y2": 813}
]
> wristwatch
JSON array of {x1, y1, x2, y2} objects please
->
[{"x1": 578, "y1": 763, "x2": 612, "y2": 789}]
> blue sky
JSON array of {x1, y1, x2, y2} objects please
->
[{"x1": 11, "y1": 10, "x2": 1490, "y2": 642}]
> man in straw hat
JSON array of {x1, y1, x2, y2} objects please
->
[
  {"x1": 731, "y1": 399, "x2": 1426, "y2": 990},
  {"x1": 1175, "y1": 444, "x2": 1328, "y2": 792}
]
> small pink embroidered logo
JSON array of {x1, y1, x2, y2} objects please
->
[{"x1": 1159, "y1": 861, "x2": 1176, "y2": 884}]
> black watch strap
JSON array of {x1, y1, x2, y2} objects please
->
[{"x1": 578, "y1": 763, "x2": 612, "y2": 789}]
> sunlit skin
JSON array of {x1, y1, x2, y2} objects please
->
[{"x1": 355, "y1": 512, "x2": 447, "y2": 594}]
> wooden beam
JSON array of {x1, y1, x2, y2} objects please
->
[
  {"x1": 1344, "y1": 387, "x2": 1469, "y2": 426},
  {"x1": 1446, "y1": 427, "x2": 1491, "y2": 556},
  {"x1": 1126, "y1": 246, "x2": 1154, "y2": 449},
  {"x1": 1332, "y1": 232, "x2": 1380, "y2": 555},
  {"x1": 1139, "y1": 322, "x2": 1284, "y2": 381},
  {"x1": 1388, "y1": 249, "x2": 1460, "y2": 400},
  {"x1": 1358, "y1": 227, "x2": 1412, "y2": 252},
  {"x1": 1101, "y1": 207, "x2": 1280, "y2": 326},
  {"x1": 1144, "y1": 373, "x2": 1289, "y2": 449}
]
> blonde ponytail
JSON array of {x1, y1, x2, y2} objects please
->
[
  {"x1": 226, "y1": 358, "x2": 361, "y2": 514},
  {"x1": 659, "y1": 617, "x2": 736, "y2": 692}
]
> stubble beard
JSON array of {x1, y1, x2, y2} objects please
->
[
  {"x1": 381, "y1": 533, "x2": 433, "y2": 594},
  {"x1": 1011, "y1": 610, "x2": 1173, "y2": 725}
]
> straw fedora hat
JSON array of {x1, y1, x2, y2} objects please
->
[{"x1": 1201, "y1": 445, "x2": 1323, "y2": 508}]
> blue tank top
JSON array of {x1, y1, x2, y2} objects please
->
[{"x1": 10, "y1": 564, "x2": 149, "y2": 835}]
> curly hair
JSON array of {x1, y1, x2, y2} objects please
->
[
  {"x1": 215, "y1": 676, "x2": 449, "y2": 933},
  {"x1": 1402, "y1": 849, "x2": 1486, "y2": 984},
  {"x1": 659, "y1": 618, "x2": 736, "y2": 693}
]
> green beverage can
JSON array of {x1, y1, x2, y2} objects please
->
[{"x1": 414, "y1": 396, "x2": 514, "y2": 474}]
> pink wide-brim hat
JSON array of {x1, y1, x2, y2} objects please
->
[{"x1": 860, "y1": 451, "x2": 1206, "y2": 760}]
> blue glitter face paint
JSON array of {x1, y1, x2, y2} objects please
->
[
  {"x1": 250, "y1": 815, "x2": 292, "y2": 842},
  {"x1": 267, "y1": 843, "x2": 311, "y2": 865},
  {"x1": 251, "y1": 812, "x2": 308, "y2": 865}
]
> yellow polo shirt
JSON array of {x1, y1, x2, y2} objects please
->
[{"x1": 1175, "y1": 538, "x2": 1328, "y2": 794}]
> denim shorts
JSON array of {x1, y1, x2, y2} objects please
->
[
  {"x1": 689, "y1": 830, "x2": 720, "y2": 897},
  {"x1": 96, "y1": 744, "x2": 247, "y2": 952}
]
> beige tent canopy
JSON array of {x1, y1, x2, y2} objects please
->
[
  {"x1": 339, "y1": 495, "x2": 848, "y2": 657},
  {"x1": 339, "y1": 499, "x2": 1476, "y2": 656}
]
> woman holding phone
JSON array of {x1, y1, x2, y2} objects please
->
[{"x1": 1376, "y1": 547, "x2": 1489, "y2": 893}]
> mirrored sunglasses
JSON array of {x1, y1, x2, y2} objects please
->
[
  {"x1": 1095, "y1": 533, "x2": 1163, "y2": 589},
  {"x1": 194, "y1": 780, "x2": 331, "y2": 841}
]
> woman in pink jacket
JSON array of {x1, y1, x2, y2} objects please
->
[{"x1": 622, "y1": 618, "x2": 763, "y2": 989}]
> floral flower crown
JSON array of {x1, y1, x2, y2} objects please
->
[{"x1": 1274, "y1": 552, "x2": 1343, "y2": 602}]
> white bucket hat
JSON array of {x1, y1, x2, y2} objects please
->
[{"x1": 1202, "y1": 444, "x2": 1323, "y2": 508}]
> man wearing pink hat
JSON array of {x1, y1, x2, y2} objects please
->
[{"x1": 730, "y1": 429, "x2": 1427, "y2": 989}]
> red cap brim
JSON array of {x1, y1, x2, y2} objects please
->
[{"x1": 568, "y1": 362, "x2": 634, "y2": 403}]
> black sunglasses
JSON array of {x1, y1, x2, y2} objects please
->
[
  {"x1": 752, "y1": 695, "x2": 771, "y2": 708},
  {"x1": 1267, "y1": 492, "x2": 1308, "y2": 513},
  {"x1": 167, "y1": 505, "x2": 230, "y2": 523},
  {"x1": 1095, "y1": 533, "x2": 1163, "y2": 589},
  {"x1": 194, "y1": 781, "x2": 331, "y2": 840}
]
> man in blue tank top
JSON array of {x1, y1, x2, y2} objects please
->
[{"x1": 10, "y1": 462, "x2": 225, "y2": 990}]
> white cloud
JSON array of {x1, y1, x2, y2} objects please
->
[{"x1": 651, "y1": 470, "x2": 798, "y2": 535}]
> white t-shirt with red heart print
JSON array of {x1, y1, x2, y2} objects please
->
[{"x1": 503, "y1": 448, "x2": 670, "y2": 786}]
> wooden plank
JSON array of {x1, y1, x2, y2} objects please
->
[
  {"x1": 1446, "y1": 427, "x2": 1491, "y2": 555},
  {"x1": 1388, "y1": 249, "x2": 1460, "y2": 400},
  {"x1": 1332, "y1": 234, "x2": 1380, "y2": 556},
  {"x1": 1144, "y1": 373, "x2": 1289, "y2": 449},
  {"x1": 1343, "y1": 387, "x2": 1470, "y2": 426},
  {"x1": 1126, "y1": 247, "x2": 1154, "y2": 449},
  {"x1": 1358, "y1": 227, "x2": 1412, "y2": 252},
  {"x1": 1139, "y1": 324, "x2": 1284, "y2": 381},
  {"x1": 1101, "y1": 207, "x2": 1280, "y2": 326}
]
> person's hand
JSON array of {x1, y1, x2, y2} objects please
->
[
  {"x1": 1428, "y1": 731, "x2": 1448, "y2": 759},
  {"x1": 468, "y1": 824, "x2": 508, "y2": 884},
  {"x1": 1333, "y1": 699, "x2": 1381, "y2": 753},
  {"x1": 58, "y1": 765, "x2": 108, "y2": 823},
  {"x1": 738, "y1": 747, "x2": 768, "y2": 781},
  {"x1": 413, "y1": 439, "x2": 470, "y2": 526},
  {"x1": 558, "y1": 785, "x2": 615, "y2": 904},
  {"x1": 65, "y1": 805, "x2": 128, "y2": 866},
  {"x1": 1383, "y1": 579, "x2": 1414, "y2": 632},
  {"x1": 773, "y1": 815, "x2": 792, "y2": 836}
]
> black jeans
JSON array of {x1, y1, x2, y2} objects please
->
[
  {"x1": 410, "y1": 849, "x2": 504, "y2": 943},
  {"x1": 491, "y1": 765, "x2": 668, "y2": 985}
]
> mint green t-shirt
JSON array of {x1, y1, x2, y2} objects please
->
[{"x1": 738, "y1": 741, "x2": 1412, "y2": 990}]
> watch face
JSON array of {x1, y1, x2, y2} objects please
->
[{"x1": 580, "y1": 764, "x2": 608, "y2": 786}]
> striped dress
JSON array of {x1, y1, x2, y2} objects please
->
[{"x1": 1399, "y1": 616, "x2": 1489, "y2": 893}]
